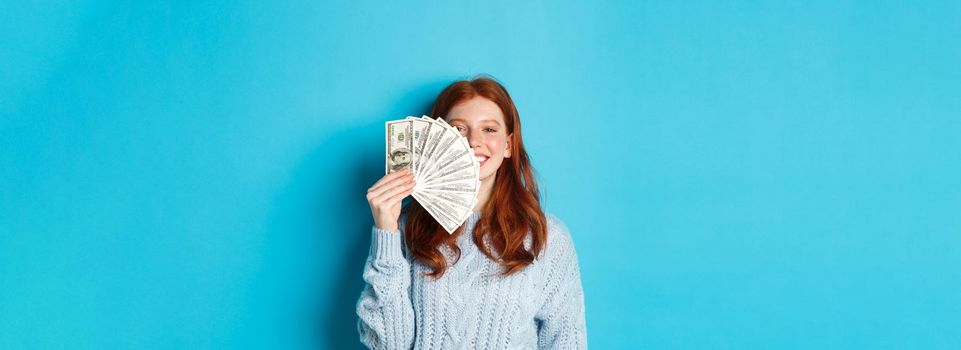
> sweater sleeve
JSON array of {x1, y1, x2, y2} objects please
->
[
  {"x1": 355, "y1": 225, "x2": 415, "y2": 350},
  {"x1": 535, "y1": 218, "x2": 588, "y2": 349}
]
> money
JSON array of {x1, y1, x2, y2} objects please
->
[
  {"x1": 407, "y1": 117, "x2": 433, "y2": 179},
  {"x1": 384, "y1": 115, "x2": 481, "y2": 234},
  {"x1": 385, "y1": 120, "x2": 413, "y2": 174}
]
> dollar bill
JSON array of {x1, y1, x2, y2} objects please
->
[
  {"x1": 417, "y1": 119, "x2": 458, "y2": 181},
  {"x1": 420, "y1": 129, "x2": 462, "y2": 180},
  {"x1": 421, "y1": 190, "x2": 478, "y2": 227},
  {"x1": 420, "y1": 145, "x2": 468, "y2": 178},
  {"x1": 385, "y1": 120, "x2": 413, "y2": 174},
  {"x1": 412, "y1": 192, "x2": 460, "y2": 233},
  {"x1": 421, "y1": 189, "x2": 477, "y2": 211},
  {"x1": 406, "y1": 116, "x2": 432, "y2": 179},
  {"x1": 422, "y1": 181, "x2": 480, "y2": 193},
  {"x1": 420, "y1": 155, "x2": 479, "y2": 187},
  {"x1": 415, "y1": 191, "x2": 473, "y2": 232},
  {"x1": 420, "y1": 163, "x2": 476, "y2": 186}
]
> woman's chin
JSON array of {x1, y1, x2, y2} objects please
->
[{"x1": 479, "y1": 171, "x2": 496, "y2": 184}]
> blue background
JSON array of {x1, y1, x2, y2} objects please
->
[{"x1": 2, "y1": 1, "x2": 959, "y2": 349}]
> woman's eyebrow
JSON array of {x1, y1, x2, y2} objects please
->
[{"x1": 448, "y1": 117, "x2": 503, "y2": 125}]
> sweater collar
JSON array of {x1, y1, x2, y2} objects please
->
[{"x1": 467, "y1": 211, "x2": 482, "y2": 224}]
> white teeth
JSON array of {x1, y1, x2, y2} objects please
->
[{"x1": 476, "y1": 156, "x2": 488, "y2": 162}]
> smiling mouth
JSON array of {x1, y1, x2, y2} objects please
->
[{"x1": 475, "y1": 155, "x2": 489, "y2": 163}]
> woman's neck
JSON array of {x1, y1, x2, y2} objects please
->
[{"x1": 473, "y1": 174, "x2": 495, "y2": 212}]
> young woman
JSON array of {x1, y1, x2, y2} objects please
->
[{"x1": 357, "y1": 76, "x2": 587, "y2": 349}]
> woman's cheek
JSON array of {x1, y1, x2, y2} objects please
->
[{"x1": 488, "y1": 139, "x2": 504, "y2": 154}]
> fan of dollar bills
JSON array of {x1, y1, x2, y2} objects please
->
[{"x1": 386, "y1": 116, "x2": 481, "y2": 234}]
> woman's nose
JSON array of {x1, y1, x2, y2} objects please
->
[{"x1": 467, "y1": 130, "x2": 483, "y2": 147}]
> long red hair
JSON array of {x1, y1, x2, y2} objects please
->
[{"x1": 403, "y1": 76, "x2": 547, "y2": 279}]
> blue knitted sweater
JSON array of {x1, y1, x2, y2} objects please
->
[{"x1": 356, "y1": 212, "x2": 588, "y2": 349}]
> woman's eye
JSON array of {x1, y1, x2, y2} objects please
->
[{"x1": 484, "y1": 128, "x2": 496, "y2": 133}]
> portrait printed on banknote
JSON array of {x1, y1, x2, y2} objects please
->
[{"x1": 386, "y1": 120, "x2": 413, "y2": 173}]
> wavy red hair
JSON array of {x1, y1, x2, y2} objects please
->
[{"x1": 403, "y1": 76, "x2": 547, "y2": 279}]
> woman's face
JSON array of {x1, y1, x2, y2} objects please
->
[{"x1": 445, "y1": 97, "x2": 512, "y2": 183}]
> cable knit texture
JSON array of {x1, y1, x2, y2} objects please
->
[{"x1": 356, "y1": 212, "x2": 588, "y2": 349}]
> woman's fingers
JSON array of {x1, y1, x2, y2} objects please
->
[
  {"x1": 368, "y1": 169, "x2": 408, "y2": 193},
  {"x1": 368, "y1": 169, "x2": 413, "y2": 196},
  {"x1": 383, "y1": 185, "x2": 415, "y2": 207},
  {"x1": 370, "y1": 177, "x2": 416, "y2": 205},
  {"x1": 367, "y1": 174, "x2": 414, "y2": 201}
]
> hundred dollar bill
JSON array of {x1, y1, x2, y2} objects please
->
[
  {"x1": 407, "y1": 116, "x2": 433, "y2": 179},
  {"x1": 413, "y1": 192, "x2": 460, "y2": 233},
  {"x1": 420, "y1": 163, "x2": 476, "y2": 186},
  {"x1": 429, "y1": 119, "x2": 474, "y2": 176},
  {"x1": 413, "y1": 119, "x2": 440, "y2": 177},
  {"x1": 417, "y1": 118, "x2": 452, "y2": 175},
  {"x1": 386, "y1": 120, "x2": 413, "y2": 174},
  {"x1": 419, "y1": 133, "x2": 480, "y2": 185},
  {"x1": 415, "y1": 191, "x2": 471, "y2": 233},
  {"x1": 421, "y1": 155, "x2": 478, "y2": 185},
  {"x1": 417, "y1": 119, "x2": 459, "y2": 182},
  {"x1": 413, "y1": 116, "x2": 432, "y2": 176},
  {"x1": 419, "y1": 129, "x2": 462, "y2": 181},
  {"x1": 422, "y1": 181, "x2": 480, "y2": 193},
  {"x1": 424, "y1": 189, "x2": 478, "y2": 228},
  {"x1": 421, "y1": 189, "x2": 477, "y2": 211},
  {"x1": 420, "y1": 158, "x2": 478, "y2": 187},
  {"x1": 421, "y1": 178, "x2": 480, "y2": 193},
  {"x1": 420, "y1": 146, "x2": 469, "y2": 179}
]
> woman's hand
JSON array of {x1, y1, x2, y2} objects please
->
[{"x1": 367, "y1": 169, "x2": 416, "y2": 232}]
